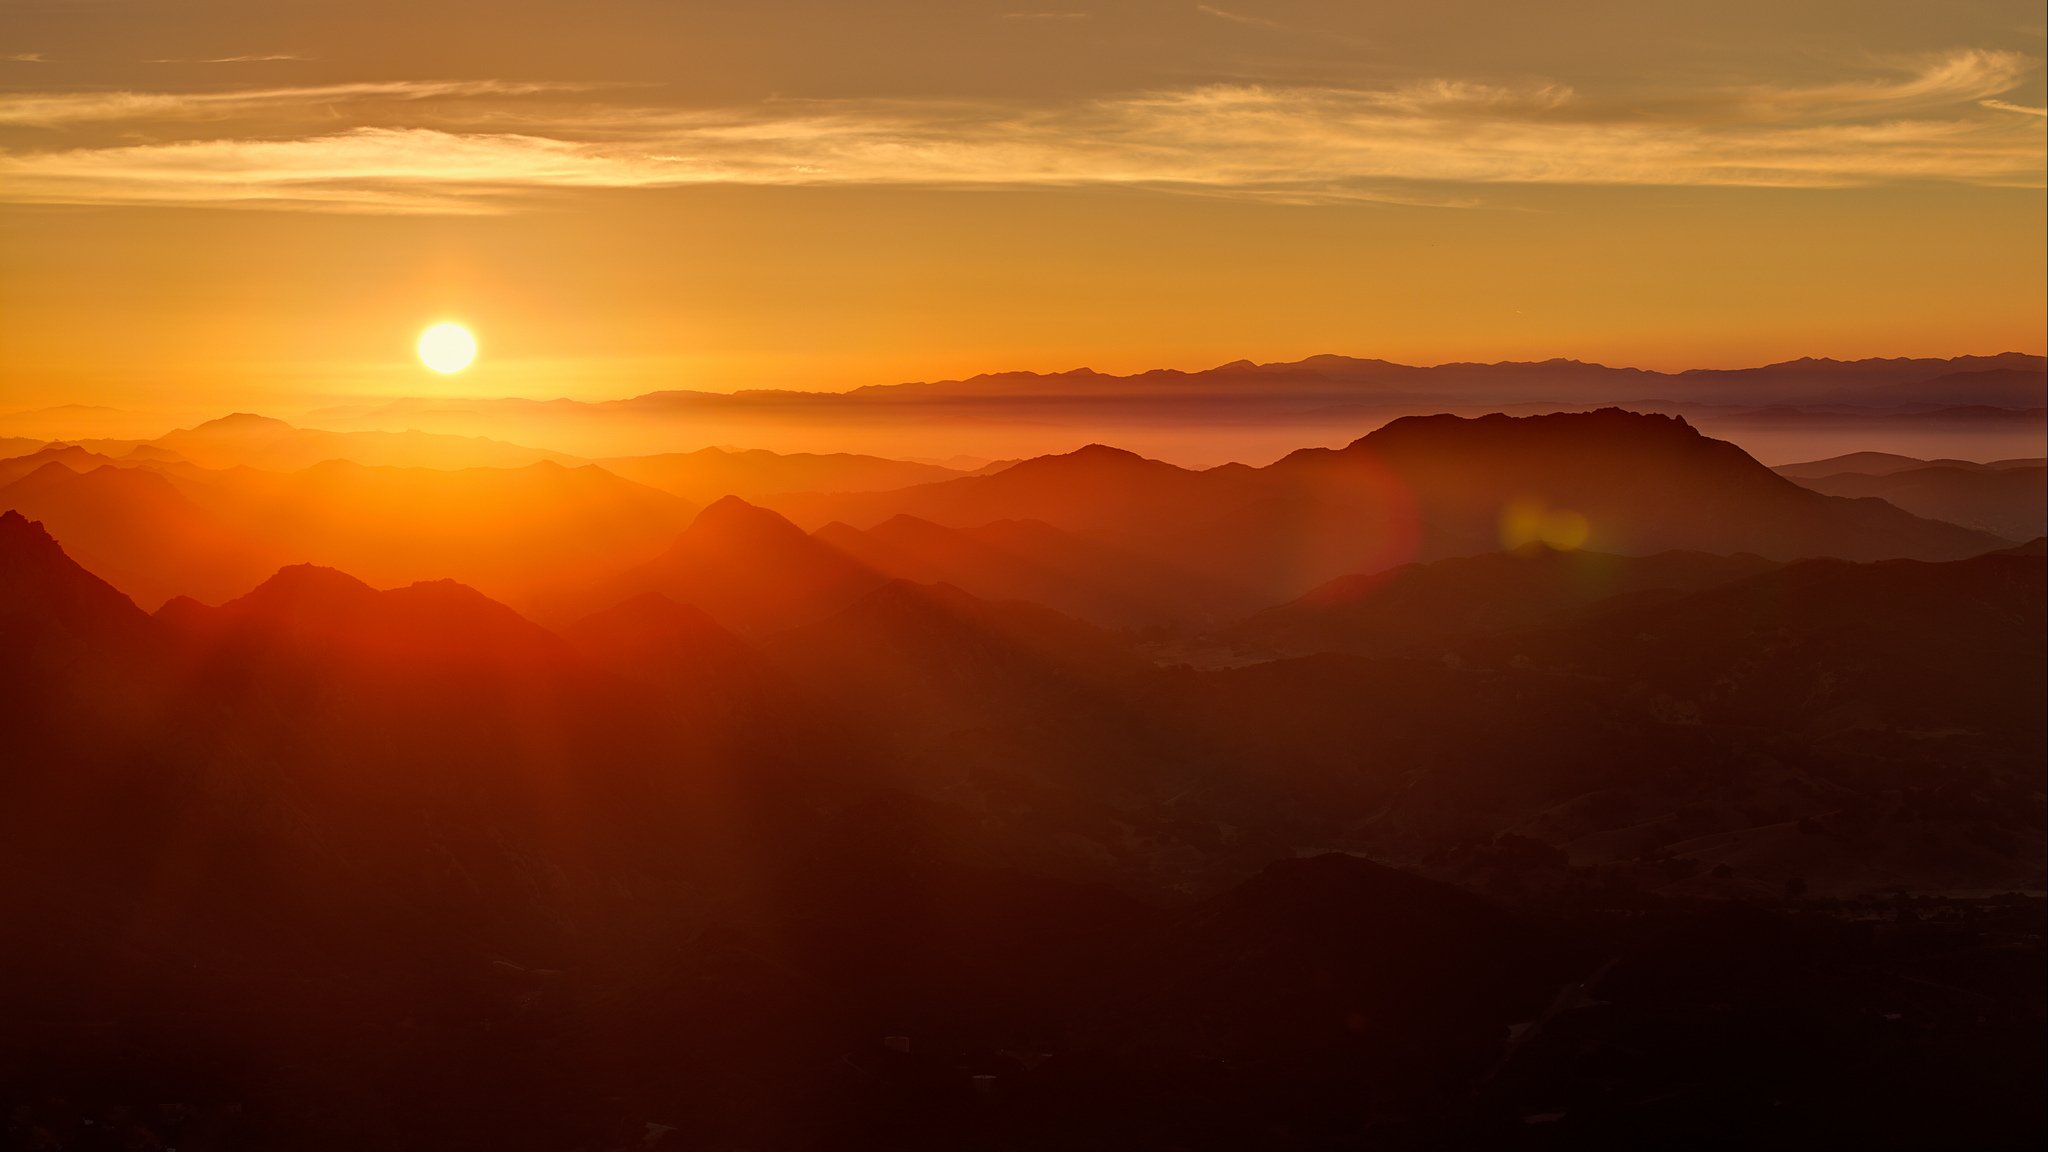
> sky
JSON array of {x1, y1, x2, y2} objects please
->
[{"x1": 1, "y1": 0, "x2": 2043, "y2": 419}]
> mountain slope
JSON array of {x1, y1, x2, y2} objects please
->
[
  {"x1": 1783, "y1": 463, "x2": 2047, "y2": 541},
  {"x1": 779, "y1": 410, "x2": 2010, "y2": 606},
  {"x1": 1229, "y1": 545, "x2": 1780, "y2": 659},
  {"x1": 815, "y1": 513, "x2": 1251, "y2": 628},
  {"x1": 575, "y1": 496, "x2": 887, "y2": 633},
  {"x1": 0, "y1": 463, "x2": 284, "y2": 607}
]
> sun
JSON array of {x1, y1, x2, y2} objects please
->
[{"x1": 417, "y1": 322, "x2": 478, "y2": 374}]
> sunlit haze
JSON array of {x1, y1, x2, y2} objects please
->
[{"x1": 1, "y1": 6, "x2": 2043, "y2": 1149}]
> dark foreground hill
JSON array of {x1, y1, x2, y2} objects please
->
[{"x1": 1, "y1": 515, "x2": 2041, "y2": 1150}]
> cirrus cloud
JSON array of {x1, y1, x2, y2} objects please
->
[{"x1": 0, "y1": 51, "x2": 2039, "y2": 212}]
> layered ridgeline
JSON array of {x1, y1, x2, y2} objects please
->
[
  {"x1": 3, "y1": 409, "x2": 2022, "y2": 623},
  {"x1": 1775, "y1": 451, "x2": 2046, "y2": 541},
  {"x1": 10, "y1": 353, "x2": 2040, "y2": 465},
  {"x1": 5, "y1": 503, "x2": 2041, "y2": 902},
  {"x1": 2, "y1": 501, "x2": 2042, "y2": 1148},
  {"x1": 276, "y1": 352, "x2": 2048, "y2": 458},
  {"x1": 762, "y1": 410, "x2": 2010, "y2": 613}
]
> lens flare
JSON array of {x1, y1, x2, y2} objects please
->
[{"x1": 1500, "y1": 498, "x2": 1591, "y2": 550}]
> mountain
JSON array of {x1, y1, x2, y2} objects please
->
[
  {"x1": 768, "y1": 579, "x2": 1142, "y2": 714},
  {"x1": 1463, "y1": 550, "x2": 2047, "y2": 748},
  {"x1": 573, "y1": 495, "x2": 886, "y2": 632},
  {"x1": 1293, "y1": 408, "x2": 2010, "y2": 562},
  {"x1": 1862, "y1": 365, "x2": 2047, "y2": 408},
  {"x1": 0, "y1": 443, "x2": 122, "y2": 487},
  {"x1": 772, "y1": 443, "x2": 1218, "y2": 533},
  {"x1": 0, "y1": 509, "x2": 150, "y2": 639},
  {"x1": 2, "y1": 513, "x2": 2042, "y2": 1148},
  {"x1": 150, "y1": 412, "x2": 582, "y2": 470},
  {"x1": 814, "y1": 513, "x2": 1251, "y2": 628},
  {"x1": 0, "y1": 462, "x2": 284, "y2": 608},
  {"x1": 561, "y1": 591, "x2": 775, "y2": 712},
  {"x1": 1228, "y1": 545, "x2": 1780, "y2": 660},
  {"x1": 172, "y1": 564, "x2": 578, "y2": 668},
  {"x1": 1773, "y1": 450, "x2": 1992, "y2": 478},
  {"x1": 165, "y1": 459, "x2": 699, "y2": 608},
  {"x1": 763, "y1": 579, "x2": 1152, "y2": 799},
  {"x1": 596, "y1": 446, "x2": 970, "y2": 503},
  {"x1": 305, "y1": 353, "x2": 2048, "y2": 463},
  {"x1": 1774, "y1": 457, "x2": 2047, "y2": 541},
  {"x1": 779, "y1": 410, "x2": 2011, "y2": 606}
]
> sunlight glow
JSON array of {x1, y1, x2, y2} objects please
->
[{"x1": 418, "y1": 322, "x2": 478, "y2": 374}]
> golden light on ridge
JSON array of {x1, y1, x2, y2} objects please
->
[{"x1": 418, "y1": 322, "x2": 478, "y2": 374}]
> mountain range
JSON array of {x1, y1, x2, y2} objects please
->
[
  {"x1": 5, "y1": 408, "x2": 2023, "y2": 622},
  {"x1": 3, "y1": 446, "x2": 2042, "y2": 1148}
]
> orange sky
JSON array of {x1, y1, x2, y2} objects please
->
[{"x1": 1, "y1": 1, "x2": 2043, "y2": 421}]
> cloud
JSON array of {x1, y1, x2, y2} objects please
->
[
  {"x1": 999, "y1": 10, "x2": 1091, "y2": 19},
  {"x1": 145, "y1": 54, "x2": 314, "y2": 64},
  {"x1": 1737, "y1": 48, "x2": 2036, "y2": 120},
  {"x1": 0, "y1": 52, "x2": 2039, "y2": 212},
  {"x1": 0, "y1": 80, "x2": 582, "y2": 127},
  {"x1": 1981, "y1": 98, "x2": 2048, "y2": 116},
  {"x1": 4, "y1": 52, "x2": 47, "y2": 63},
  {"x1": 1196, "y1": 4, "x2": 1281, "y2": 29}
]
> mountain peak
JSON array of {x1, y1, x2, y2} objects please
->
[
  {"x1": 0, "y1": 507, "x2": 61, "y2": 555},
  {"x1": 0, "y1": 510, "x2": 150, "y2": 633},
  {"x1": 688, "y1": 494, "x2": 809, "y2": 541},
  {"x1": 235, "y1": 564, "x2": 379, "y2": 612},
  {"x1": 189, "y1": 412, "x2": 295, "y2": 434}
]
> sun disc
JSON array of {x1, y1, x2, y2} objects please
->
[{"x1": 417, "y1": 322, "x2": 477, "y2": 374}]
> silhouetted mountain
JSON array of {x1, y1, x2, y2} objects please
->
[
  {"x1": 0, "y1": 443, "x2": 122, "y2": 486},
  {"x1": 781, "y1": 411, "x2": 2010, "y2": 606},
  {"x1": 0, "y1": 509, "x2": 150, "y2": 642},
  {"x1": 774, "y1": 443, "x2": 1210, "y2": 533},
  {"x1": 167, "y1": 458, "x2": 698, "y2": 608},
  {"x1": 0, "y1": 462, "x2": 284, "y2": 607},
  {"x1": 173, "y1": 563, "x2": 577, "y2": 668},
  {"x1": 577, "y1": 496, "x2": 886, "y2": 632},
  {"x1": 1779, "y1": 460, "x2": 2047, "y2": 541},
  {"x1": 1229, "y1": 545, "x2": 1779, "y2": 659},
  {"x1": 1464, "y1": 549, "x2": 2047, "y2": 748},
  {"x1": 816, "y1": 513, "x2": 1250, "y2": 628},
  {"x1": 562, "y1": 591, "x2": 776, "y2": 711},
  {"x1": 1863, "y1": 365, "x2": 2047, "y2": 407},
  {"x1": 0, "y1": 510, "x2": 161, "y2": 747},
  {"x1": 1774, "y1": 450, "x2": 1980, "y2": 478},
  {"x1": 308, "y1": 352, "x2": 2048, "y2": 464},
  {"x1": 766, "y1": 579, "x2": 1142, "y2": 733},
  {"x1": 151, "y1": 412, "x2": 581, "y2": 470},
  {"x1": 1290, "y1": 409, "x2": 2008, "y2": 562},
  {"x1": 597, "y1": 446, "x2": 970, "y2": 503},
  {"x1": 2, "y1": 511, "x2": 2042, "y2": 1149}
]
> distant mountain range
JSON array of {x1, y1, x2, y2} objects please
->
[
  {"x1": 6, "y1": 354, "x2": 2041, "y2": 467},
  {"x1": 278, "y1": 351, "x2": 2048, "y2": 460}
]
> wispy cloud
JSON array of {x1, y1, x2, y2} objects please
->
[
  {"x1": 145, "y1": 54, "x2": 314, "y2": 64},
  {"x1": 999, "y1": 10, "x2": 1091, "y2": 19},
  {"x1": 1981, "y1": 97, "x2": 2048, "y2": 116},
  {"x1": 4, "y1": 52, "x2": 46, "y2": 63},
  {"x1": 1736, "y1": 48, "x2": 2037, "y2": 120},
  {"x1": 0, "y1": 80, "x2": 584, "y2": 127},
  {"x1": 0, "y1": 51, "x2": 2038, "y2": 212},
  {"x1": 1196, "y1": 4, "x2": 1281, "y2": 29}
]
